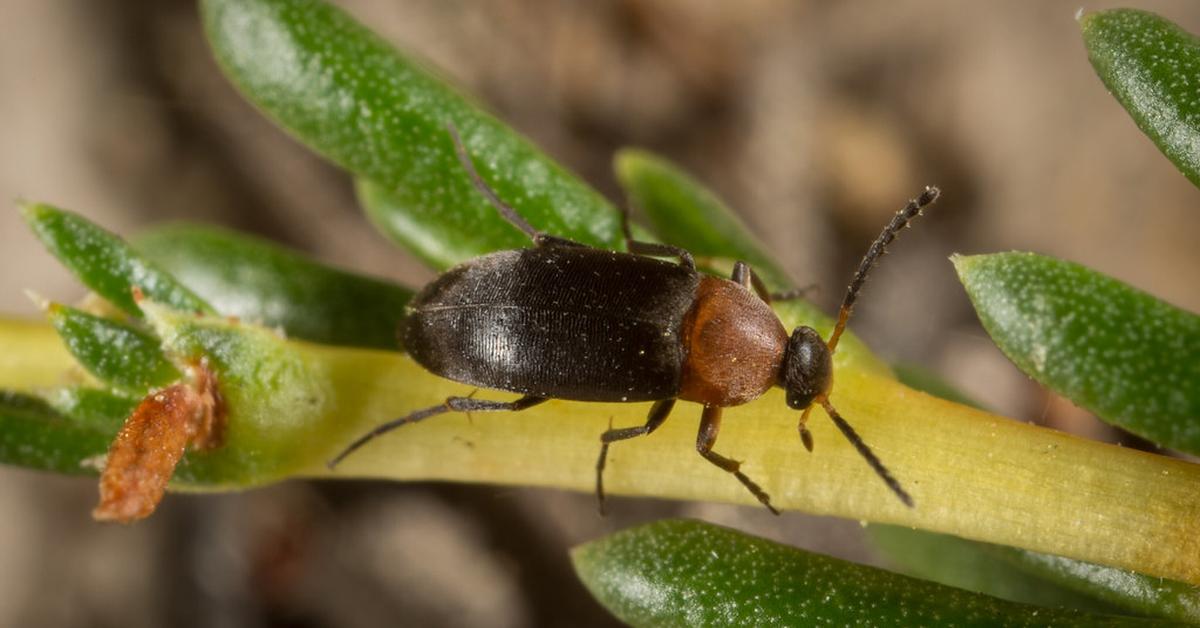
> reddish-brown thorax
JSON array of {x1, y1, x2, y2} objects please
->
[{"x1": 678, "y1": 276, "x2": 788, "y2": 407}]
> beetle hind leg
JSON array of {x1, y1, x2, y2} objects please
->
[
  {"x1": 696, "y1": 405, "x2": 780, "y2": 515},
  {"x1": 328, "y1": 394, "x2": 548, "y2": 468},
  {"x1": 447, "y1": 123, "x2": 588, "y2": 249},
  {"x1": 595, "y1": 399, "x2": 675, "y2": 514}
]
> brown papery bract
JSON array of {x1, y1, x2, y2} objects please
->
[{"x1": 93, "y1": 363, "x2": 223, "y2": 523}]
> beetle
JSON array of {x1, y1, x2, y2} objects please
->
[{"x1": 329, "y1": 124, "x2": 938, "y2": 514}]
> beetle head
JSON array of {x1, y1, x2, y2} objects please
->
[{"x1": 781, "y1": 326, "x2": 832, "y2": 409}]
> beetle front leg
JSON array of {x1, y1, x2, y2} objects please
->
[
  {"x1": 730, "y1": 261, "x2": 770, "y2": 302},
  {"x1": 595, "y1": 398, "x2": 675, "y2": 514},
  {"x1": 696, "y1": 405, "x2": 779, "y2": 515}
]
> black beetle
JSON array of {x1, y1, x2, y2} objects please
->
[{"x1": 330, "y1": 125, "x2": 938, "y2": 514}]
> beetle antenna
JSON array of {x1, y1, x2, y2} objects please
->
[
  {"x1": 826, "y1": 186, "x2": 939, "y2": 353},
  {"x1": 821, "y1": 399, "x2": 913, "y2": 507},
  {"x1": 446, "y1": 122, "x2": 539, "y2": 239}
]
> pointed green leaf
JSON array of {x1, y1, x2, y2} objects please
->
[
  {"x1": 870, "y1": 523, "x2": 1200, "y2": 623},
  {"x1": 954, "y1": 253, "x2": 1200, "y2": 454},
  {"x1": 992, "y1": 543, "x2": 1200, "y2": 623},
  {"x1": 1082, "y1": 9, "x2": 1200, "y2": 188},
  {"x1": 0, "y1": 391, "x2": 111, "y2": 475},
  {"x1": 615, "y1": 149, "x2": 793, "y2": 291},
  {"x1": 571, "y1": 520, "x2": 1163, "y2": 627},
  {"x1": 20, "y1": 202, "x2": 213, "y2": 317},
  {"x1": 201, "y1": 0, "x2": 622, "y2": 267},
  {"x1": 45, "y1": 303, "x2": 180, "y2": 393},
  {"x1": 42, "y1": 387, "x2": 137, "y2": 432},
  {"x1": 867, "y1": 524, "x2": 1120, "y2": 615},
  {"x1": 136, "y1": 224, "x2": 412, "y2": 350},
  {"x1": 892, "y1": 363, "x2": 983, "y2": 409},
  {"x1": 354, "y1": 178, "x2": 493, "y2": 271}
]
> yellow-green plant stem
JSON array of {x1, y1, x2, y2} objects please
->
[
  {"x1": 0, "y1": 318, "x2": 74, "y2": 389},
  {"x1": 3, "y1": 315, "x2": 1198, "y2": 586}
]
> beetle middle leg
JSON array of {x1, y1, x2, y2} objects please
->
[
  {"x1": 328, "y1": 394, "x2": 548, "y2": 468},
  {"x1": 616, "y1": 197, "x2": 696, "y2": 269},
  {"x1": 595, "y1": 399, "x2": 675, "y2": 514},
  {"x1": 696, "y1": 405, "x2": 779, "y2": 515}
]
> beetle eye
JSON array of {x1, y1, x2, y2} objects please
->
[{"x1": 782, "y1": 326, "x2": 832, "y2": 409}]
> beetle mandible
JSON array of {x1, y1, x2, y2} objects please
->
[{"x1": 329, "y1": 124, "x2": 939, "y2": 514}]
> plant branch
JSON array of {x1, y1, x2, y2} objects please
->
[{"x1": 2, "y1": 314, "x2": 1197, "y2": 585}]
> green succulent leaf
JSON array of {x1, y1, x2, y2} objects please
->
[
  {"x1": 20, "y1": 202, "x2": 214, "y2": 317},
  {"x1": 1082, "y1": 9, "x2": 1200, "y2": 188},
  {"x1": 870, "y1": 524, "x2": 1200, "y2": 624},
  {"x1": 994, "y1": 543, "x2": 1200, "y2": 623},
  {"x1": 0, "y1": 391, "x2": 112, "y2": 475},
  {"x1": 41, "y1": 387, "x2": 137, "y2": 432},
  {"x1": 137, "y1": 224, "x2": 412, "y2": 351},
  {"x1": 45, "y1": 302, "x2": 180, "y2": 393},
  {"x1": 201, "y1": 0, "x2": 622, "y2": 268},
  {"x1": 867, "y1": 524, "x2": 1120, "y2": 616},
  {"x1": 954, "y1": 252, "x2": 1200, "y2": 454},
  {"x1": 892, "y1": 363, "x2": 983, "y2": 409},
  {"x1": 614, "y1": 149, "x2": 793, "y2": 291},
  {"x1": 571, "y1": 519, "x2": 1164, "y2": 627}
]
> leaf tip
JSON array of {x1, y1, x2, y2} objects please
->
[
  {"x1": 22, "y1": 289, "x2": 51, "y2": 312},
  {"x1": 17, "y1": 200, "x2": 49, "y2": 225},
  {"x1": 612, "y1": 147, "x2": 655, "y2": 185},
  {"x1": 949, "y1": 252, "x2": 979, "y2": 278}
]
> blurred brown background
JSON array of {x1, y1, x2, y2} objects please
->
[{"x1": 1, "y1": 1, "x2": 1198, "y2": 626}]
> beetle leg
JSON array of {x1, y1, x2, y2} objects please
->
[
  {"x1": 769, "y1": 283, "x2": 819, "y2": 302},
  {"x1": 328, "y1": 394, "x2": 547, "y2": 468},
  {"x1": 445, "y1": 395, "x2": 549, "y2": 413},
  {"x1": 731, "y1": 261, "x2": 752, "y2": 289},
  {"x1": 616, "y1": 197, "x2": 696, "y2": 268},
  {"x1": 448, "y1": 124, "x2": 537, "y2": 238},
  {"x1": 531, "y1": 233, "x2": 589, "y2": 248},
  {"x1": 797, "y1": 405, "x2": 815, "y2": 452},
  {"x1": 730, "y1": 261, "x2": 771, "y2": 303},
  {"x1": 625, "y1": 240, "x2": 696, "y2": 269},
  {"x1": 448, "y1": 123, "x2": 590, "y2": 249},
  {"x1": 595, "y1": 399, "x2": 675, "y2": 515},
  {"x1": 732, "y1": 261, "x2": 818, "y2": 304},
  {"x1": 696, "y1": 405, "x2": 779, "y2": 515}
]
